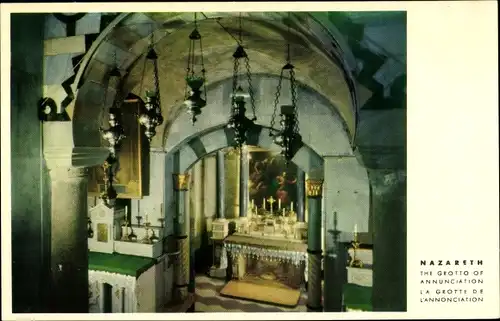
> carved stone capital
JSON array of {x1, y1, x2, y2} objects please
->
[
  {"x1": 173, "y1": 173, "x2": 190, "y2": 191},
  {"x1": 306, "y1": 179, "x2": 324, "y2": 198},
  {"x1": 43, "y1": 121, "x2": 109, "y2": 169}
]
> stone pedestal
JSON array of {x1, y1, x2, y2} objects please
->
[{"x1": 209, "y1": 219, "x2": 229, "y2": 278}]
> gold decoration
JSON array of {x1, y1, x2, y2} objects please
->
[
  {"x1": 97, "y1": 223, "x2": 108, "y2": 243},
  {"x1": 305, "y1": 179, "x2": 323, "y2": 197},
  {"x1": 173, "y1": 173, "x2": 190, "y2": 191}
]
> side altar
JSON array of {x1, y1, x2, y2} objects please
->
[{"x1": 87, "y1": 202, "x2": 170, "y2": 313}]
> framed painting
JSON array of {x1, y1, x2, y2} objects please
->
[
  {"x1": 248, "y1": 147, "x2": 298, "y2": 214},
  {"x1": 88, "y1": 96, "x2": 150, "y2": 199}
]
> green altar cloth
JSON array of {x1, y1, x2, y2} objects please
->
[
  {"x1": 343, "y1": 283, "x2": 373, "y2": 311},
  {"x1": 88, "y1": 251, "x2": 156, "y2": 278}
]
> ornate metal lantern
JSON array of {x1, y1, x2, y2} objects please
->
[
  {"x1": 138, "y1": 33, "x2": 164, "y2": 141},
  {"x1": 184, "y1": 13, "x2": 207, "y2": 124},
  {"x1": 100, "y1": 66, "x2": 126, "y2": 207},
  {"x1": 226, "y1": 14, "x2": 257, "y2": 149},
  {"x1": 270, "y1": 13, "x2": 303, "y2": 162}
]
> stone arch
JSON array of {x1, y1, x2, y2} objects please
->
[
  {"x1": 173, "y1": 125, "x2": 324, "y2": 177},
  {"x1": 163, "y1": 74, "x2": 370, "y2": 234},
  {"x1": 164, "y1": 74, "x2": 355, "y2": 158},
  {"x1": 70, "y1": 11, "x2": 362, "y2": 151}
]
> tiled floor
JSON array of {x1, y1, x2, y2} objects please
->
[{"x1": 194, "y1": 275, "x2": 307, "y2": 312}]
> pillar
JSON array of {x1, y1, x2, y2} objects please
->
[
  {"x1": 47, "y1": 166, "x2": 90, "y2": 312},
  {"x1": 296, "y1": 168, "x2": 306, "y2": 222},
  {"x1": 216, "y1": 150, "x2": 225, "y2": 219},
  {"x1": 173, "y1": 172, "x2": 191, "y2": 302},
  {"x1": 369, "y1": 169, "x2": 406, "y2": 311},
  {"x1": 43, "y1": 122, "x2": 109, "y2": 313},
  {"x1": 306, "y1": 179, "x2": 324, "y2": 312},
  {"x1": 239, "y1": 147, "x2": 249, "y2": 217}
]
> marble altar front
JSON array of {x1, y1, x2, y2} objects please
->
[{"x1": 224, "y1": 233, "x2": 308, "y2": 289}]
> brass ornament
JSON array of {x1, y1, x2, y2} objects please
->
[
  {"x1": 305, "y1": 179, "x2": 323, "y2": 197},
  {"x1": 173, "y1": 173, "x2": 190, "y2": 191}
]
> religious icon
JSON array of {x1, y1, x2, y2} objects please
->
[
  {"x1": 97, "y1": 223, "x2": 108, "y2": 243},
  {"x1": 248, "y1": 150, "x2": 298, "y2": 214}
]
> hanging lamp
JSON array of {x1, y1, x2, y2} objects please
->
[
  {"x1": 269, "y1": 13, "x2": 303, "y2": 163},
  {"x1": 226, "y1": 13, "x2": 257, "y2": 149},
  {"x1": 138, "y1": 28, "x2": 164, "y2": 142},
  {"x1": 99, "y1": 52, "x2": 126, "y2": 208},
  {"x1": 184, "y1": 12, "x2": 207, "y2": 124}
]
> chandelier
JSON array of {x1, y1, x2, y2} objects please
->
[
  {"x1": 270, "y1": 13, "x2": 302, "y2": 163},
  {"x1": 226, "y1": 13, "x2": 257, "y2": 149},
  {"x1": 184, "y1": 12, "x2": 207, "y2": 124},
  {"x1": 138, "y1": 30, "x2": 164, "y2": 141},
  {"x1": 100, "y1": 62, "x2": 126, "y2": 207}
]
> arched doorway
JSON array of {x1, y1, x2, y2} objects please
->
[{"x1": 67, "y1": 12, "x2": 371, "y2": 312}]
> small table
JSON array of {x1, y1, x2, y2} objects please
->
[{"x1": 88, "y1": 251, "x2": 157, "y2": 313}]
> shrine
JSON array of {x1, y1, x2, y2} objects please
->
[{"x1": 6, "y1": 7, "x2": 413, "y2": 316}]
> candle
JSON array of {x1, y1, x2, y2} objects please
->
[
  {"x1": 354, "y1": 224, "x2": 358, "y2": 234},
  {"x1": 278, "y1": 199, "x2": 281, "y2": 210},
  {"x1": 125, "y1": 206, "x2": 128, "y2": 215},
  {"x1": 251, "y1": 199, "x2": 255, "y2": 209},
  {"x1": 290, "y1": 202, "x2": 294, "y2": 212},
  {"x1": 282, "y1": 208, "x2": 286, "y2": 217},
  {"x1": 262, "y1": 198, "x2": 266, "y2": 210}
]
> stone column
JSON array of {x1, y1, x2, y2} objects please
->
[
  {"x1": 43, "y1": 122, "x2": 109, "y2": 313},
  {"x1": 239, "y1": 147, "x2": 249, "y2": 217},
  {"x1": 296, "y1": 168, "x2": 306, "y2": 222},
  {"x1": 306, "y1": 179, "x2": 324, "y2": 312},
  {"x1": 216, "y1": 150, "x2": 225, "y2": 219},
  {"x1": 47, "y1": 166, "x2": 90, "y2": 312},
  {"x1": 369, "y1": 169, "x2": 407, "y2": 311},
  {"x1": 173, "y1": 172, "x2": 191, "y2": 302}
]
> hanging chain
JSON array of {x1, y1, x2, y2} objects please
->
[
  {"x1": 238, "y1": 12, "x2": 242, "y2": 43},
  {"x1": 244, "y1": 55, "x2": 256, "y2": 121},
  {"x1": 231, "y1": 56, "x2": 240, "y2": 117},
  {"x1": 290, "y1": 67, "x2": 300, "y2": 133},
  {"x1": 270, "y1": 68, "x2": 284, "y2": 133}
]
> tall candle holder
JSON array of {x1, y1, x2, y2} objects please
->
[
  {"x1": 349, "y1": 225, "x2": 363, "y2": 268},
  {"x1": 142, "y1": 222, "x2": 152, "y2": 244},
  {"x1": 128, "y1": 220, "x2": 138, "y2": 242},
  {"x1": 149, "y1": 229, "x2": 159, "y2": 243},
  {"x1": 136, "y1": 215, "x2": 143, "y2": 227},
  {"x1": 120, "y1": 220, "x2": 130, "y2": 241}
]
